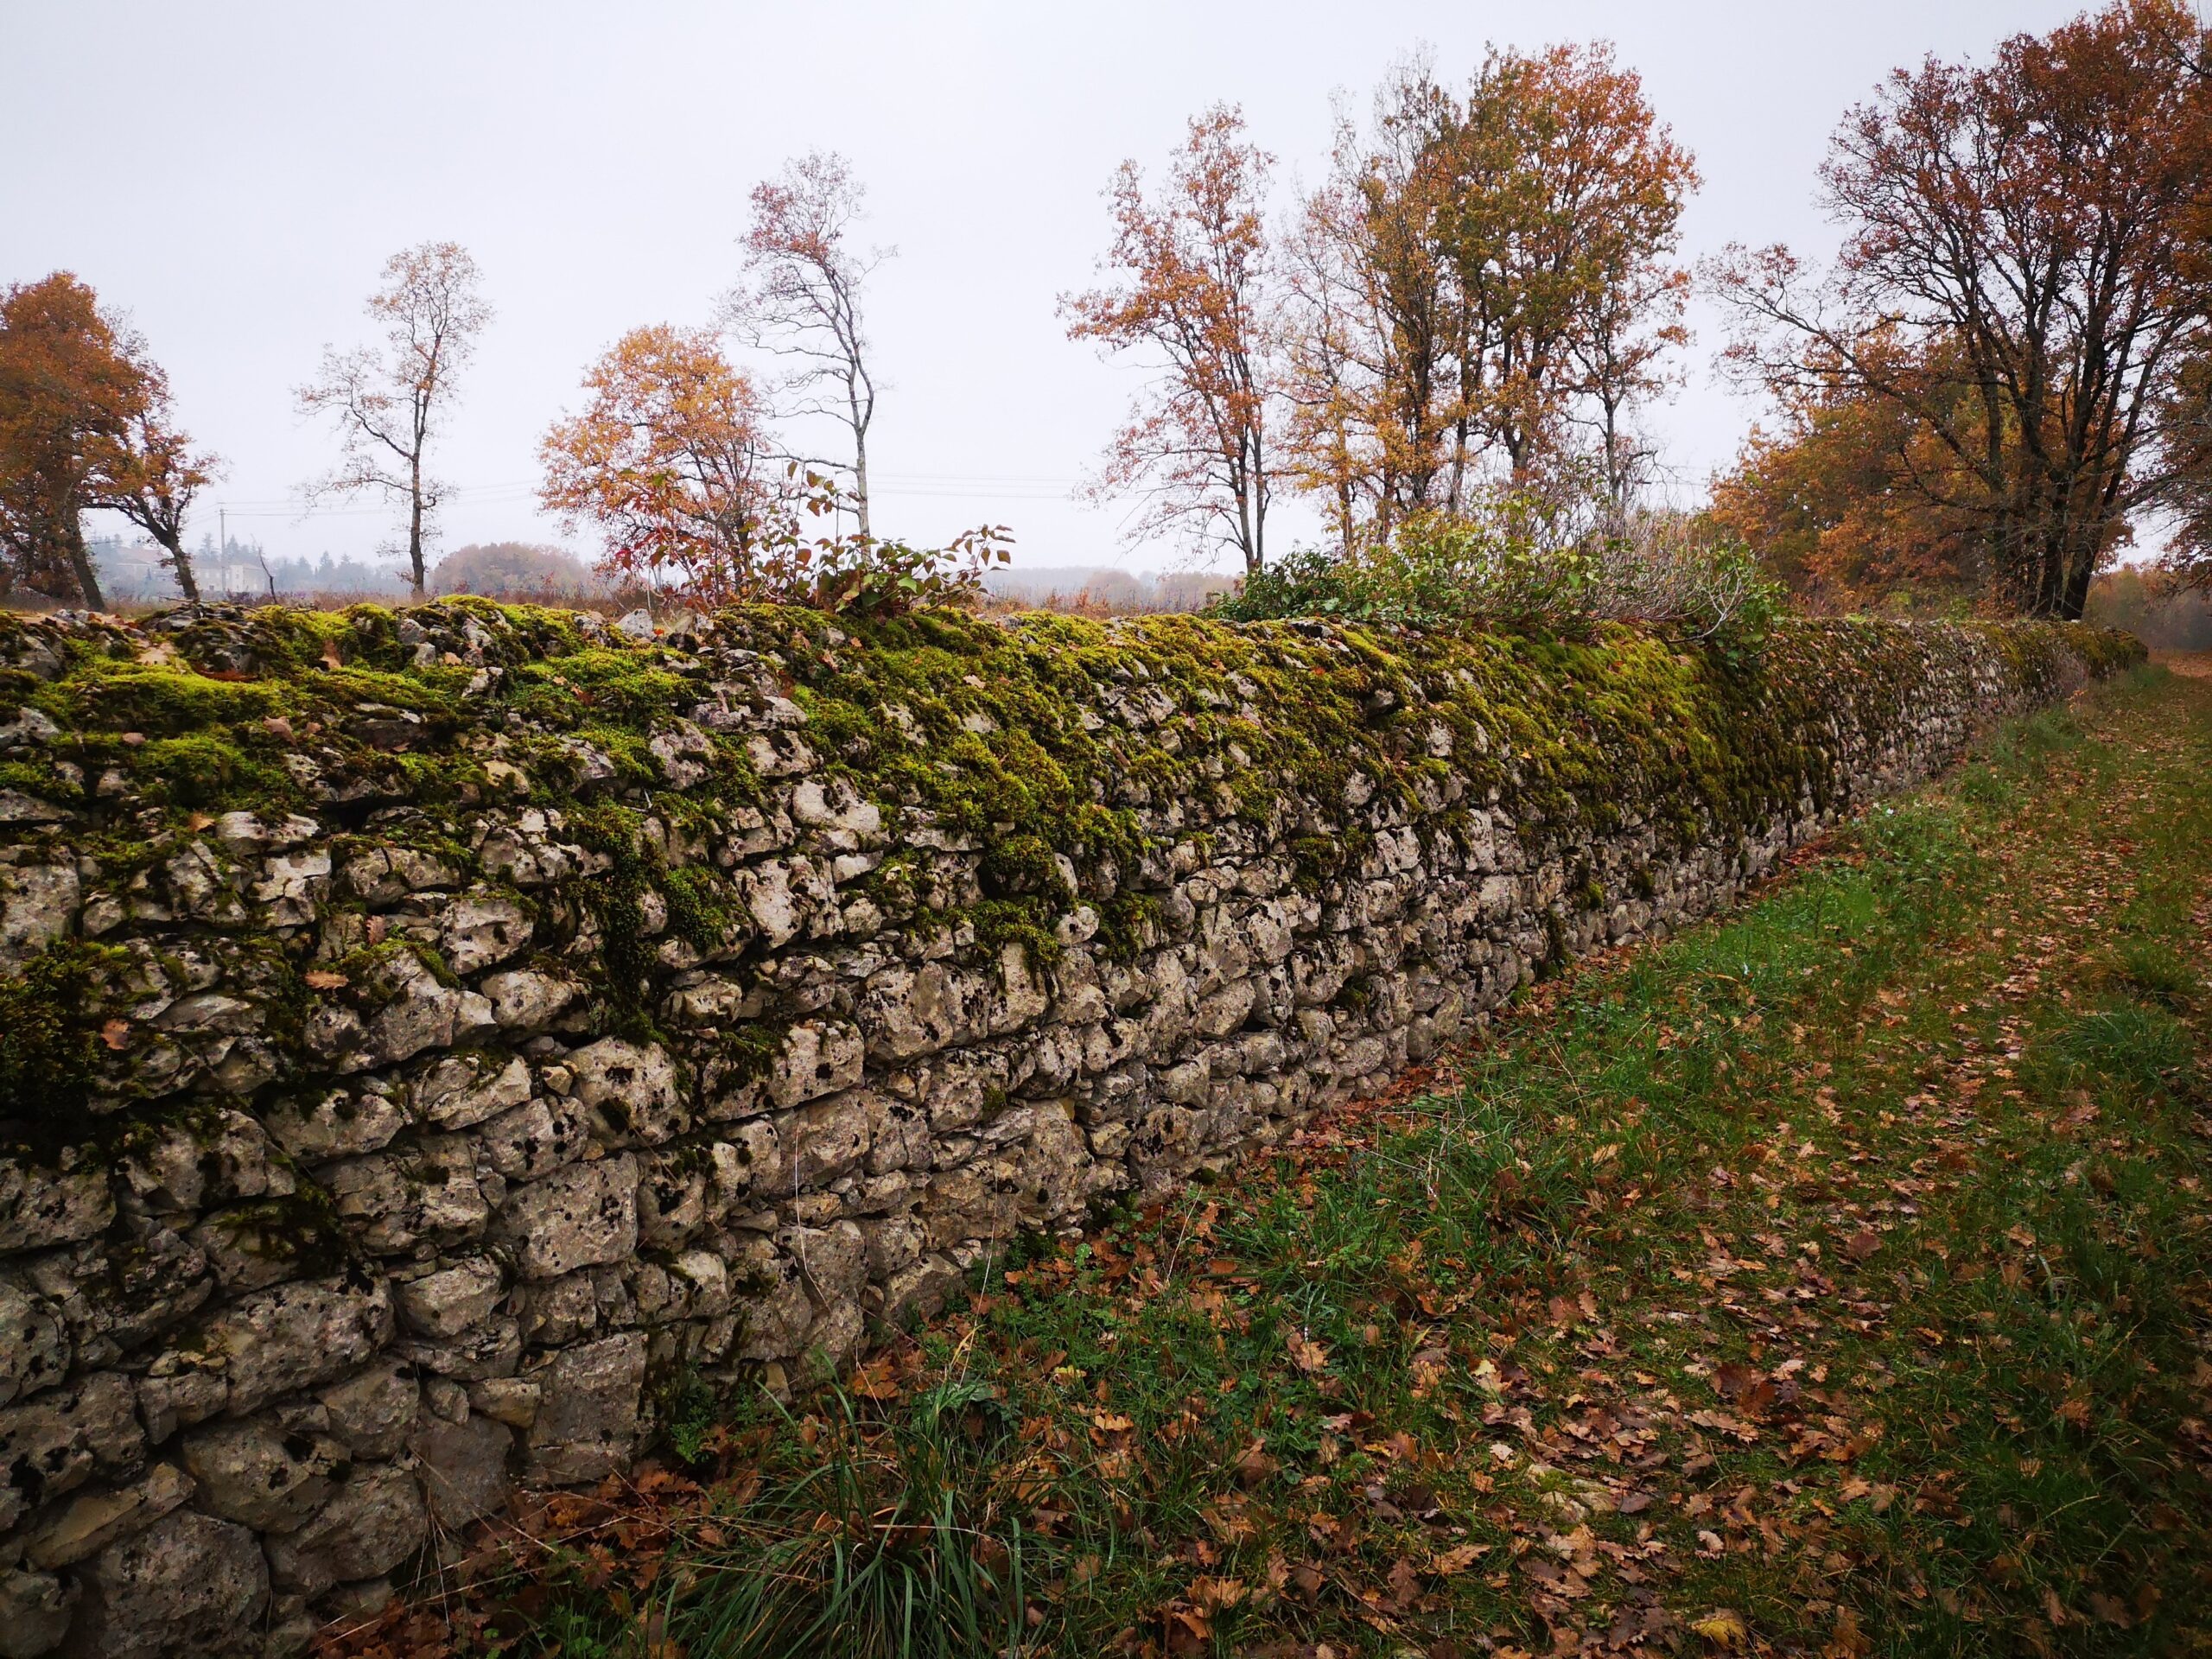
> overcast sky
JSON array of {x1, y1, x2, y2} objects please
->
[{"x1": 2, "y1": 0, "x2": 2092, "y2": 578}]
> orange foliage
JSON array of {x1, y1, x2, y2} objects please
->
[
  {"x1": 0, "y1": 271, "x2": 213, "y2": 609},
  {"x1": 1063, "y1": 105, "x2": 1275, "y2": 573},
  {"x1": 538, "y1": 325, "x2": 791, "y2": 602},
  {"x1": 1279, "y1": 45, "x2": 1695, "y2": 545}
]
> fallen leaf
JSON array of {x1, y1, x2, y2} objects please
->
[
  {"x1": 1432, "y1": 1542, "x2": 1491, "y2": 1575},
  {"x1": 1188, "y1": 1575, "x2": 1246, "y2": 1613},
  {"x1": 99, "y1": 1019, "x2": 131, "y2": 1051},
  {"x1": 1286, "y1": 1330, "x2": 1330, "y2": 1373},
  {"x1": 304, "y1": 969, "x2": 349, "y2": 991},
  {"x1": 1694, "y1": 1608, "x2": 1748, "y2": 1649},
  {"x1": 1386, "y1": 1555, "x2": 1421, "y2": 1610}
]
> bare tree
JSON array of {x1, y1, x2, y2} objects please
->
[
  {"x1": 297, "y1": 242, "x2": 492, "y2": 598},
  {"x1": 721, "y1": 153, "x2": 890, "y2": 539}
]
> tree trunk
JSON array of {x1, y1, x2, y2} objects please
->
[
  {"x1": 852, "y1": 430, "x2": 871, "y2": 542},
  {"x1": 157, "y1": 528, "x2": 201, "y2": 605},
  {"x1": 64, "y1": 518, "x2": 105, "y2": 612},
  {"x1": 408, "y1": 453, "x2": 427, "y2": 600}
]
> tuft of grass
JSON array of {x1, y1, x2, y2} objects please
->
[
  {"x1": 586, "y1": 1379, "x2": 1045, "y2": 1659},
  {"x1": 2107, "y1": 936, "x2": 2201, "y2": 1008}
]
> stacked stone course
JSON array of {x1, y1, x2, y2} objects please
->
[{"x1": 0, "y1": 602, "x2": 2135, "y2": 1656}]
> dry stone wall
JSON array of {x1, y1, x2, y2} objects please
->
[{"x1": 0, "y1": 601, "x2": 2139, "y2": 1657}]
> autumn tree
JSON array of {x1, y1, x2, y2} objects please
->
[
  {"x1": 0, "y1": 275, "x2": 221, "y2": 608},
  {"x1": 1710, "y1": 0, "x2": 2212, "y2": 619},
  {"x1": 1276, "y1": 47, "x2": 1696, "y2": 543},
  {"x1": 298, "y1": 241, "x2": 492, "y2": 600},
  {"x1": 539, "y1": 324, "x2": 793, "y2": 601},
  {"x1": 1446, "y1": 44, "x2": 1696, "y2": 497},
  {"x1": 0, "y1": 273, "x2": 145, "y2": 607},
  {"x1": 721, "y1": 153, "x2": 889, "y2": 539},
  {"x1": 1706, "y1": 334, "x2": 1995, "y2": 610},
  {"x1": 90, "y1": 359, "x2": 219, "y2": 605},
  {"x1": 1065, "y1": 104, "x2": 1277, "y2": 572}
]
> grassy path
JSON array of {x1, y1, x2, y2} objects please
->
[{"x1": 343, "y1": 664, "x2": 2212, "y2": 1659}]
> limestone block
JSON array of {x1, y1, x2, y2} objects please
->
[
  {"x1": 473, "y1": 1095, "x2": 589, "y2": 1183},
  {"x1": 413, "y1": 1052, "x2": 532, "y2": 1131},
  {"x1": 339, "y1": 845, "x2": 457, "y2": 906},
  {"x1": 0, "y1": 1154, "x2": 112, "y2": 1255},
  {"x1": 0, "y1": 1279, "x2": 69, "y2": 1406},
  {"x1": 395, "y1": 1256, "x2": 505, "y2": 1340},
  {"x1": 494, "y1": 1154, "x2": 639, "y2": 1281},
  {"x1": 477, "y1": 965, "x2": 581, "y2": 1033},
  {"x1": 325, "y1": 1139, "x2": 487, "y2": 1255},
  {"x1": 0, "y1": 862, "x2": 77, "y2": 970},
  {"x1": 778, "y1": 1090, "x2": 874, "y2": 1190},
  {"x1": 17, "y1": 1461, "x2": 190, "y2": 1571},
  {"x1": 566, "y1": 1038, "x2": 688, "y2": 1145},
  {"x1": 60, "y1": 1508, "x2": 267, "y2": 1659},
  {"x1": 316, "y1": 1362, "x2": 418, "y2": 1459},
  {"x1": 408, "y1": 1413, "x2": 512, "y2": 1528},
  {"x1": 0, "y1": 1564, "x2": 77, "y2": 1659},
  {"x1": 261, "y1": 1083, "x2": 405, "y2": 1162},
  {"x1": 766, "y1": 1019, "x2": 865, "y2": 1108},
  {"x1": 117, "y1": 1109, "x2": 290, "y2": 1217},
  {"x1": 181, "y1": 1419, "x2": 347, "y2": 1531},
  {"x1": 436, "y1": 887, "x2": 533, "y2": 976},
  {"x1": 522, "y1": 1332, "x2": 646, "y2": 1484},
  {"x1": 0, "y1": 1372, "x2": 142, "y2": 1529},
  {"x1": 188, "y1": 1275, "x2": 394, "y2": 1417},
  {"x1": 263, "y1": 1463, "x2": 426, "y2": 1598}
]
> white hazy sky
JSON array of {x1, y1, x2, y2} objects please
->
[{"x1": 2, "y1": 0, "x2": 2090, "y2": 578}]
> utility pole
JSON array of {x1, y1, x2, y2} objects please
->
[{"x1": 219, "y1": 507, "x2": 228, "y2": 600}]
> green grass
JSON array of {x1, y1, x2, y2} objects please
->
[{"x1": 371, "y1": 666, "x2": 2212, "y2": 1659}]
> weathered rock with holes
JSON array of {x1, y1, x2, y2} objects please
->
[{"x1": 60, "y1": 1509, "x2": 267, "y2": 1659}]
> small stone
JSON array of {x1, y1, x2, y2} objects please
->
[{"x1": 395, "y1": 1256, "x2": 505, "y2": 1340}]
